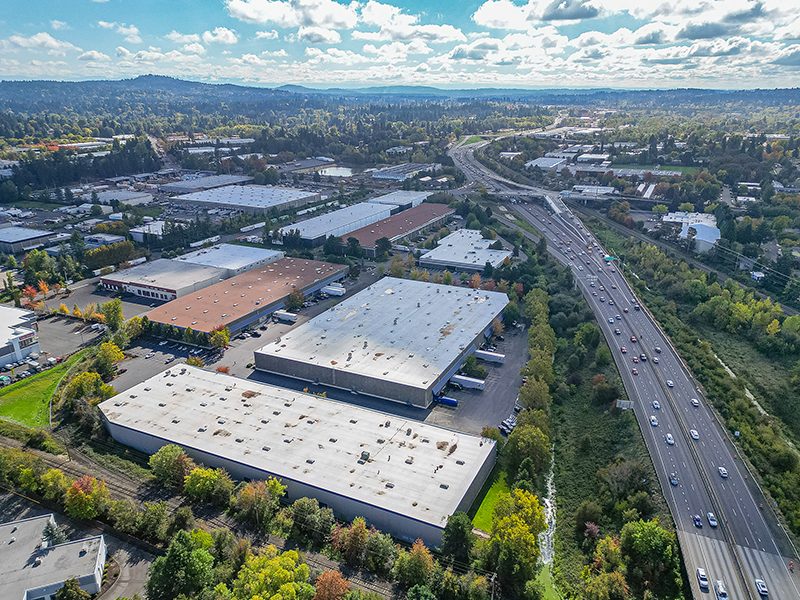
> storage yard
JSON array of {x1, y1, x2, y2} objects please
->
[
  {"x1": 99, "y1": 365, "x2": 496, "y2": 546},
  {"x1": 254, "y1": 277, "x2": 508, "y2": 407}
]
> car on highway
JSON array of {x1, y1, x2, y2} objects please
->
[
  {"x1": 652, "y1": 400, "x2": 660, "y2": 409},
  {"x1": 655, "y1": 346, "x2": 662, "y2": 353},
  {"x1": 690, "y1": 429, "x2": 700, "y2": 440},
  {"x1": 670, "y1": 472, "x2": 679, "y2": 486},
  {"x1": 158, "y1": 340, "x2": 169, "y2": 346},
  {"x1": 650, "y1": 415, "x2": 658, "y2": 426},
  {"x1": 578, "y1": 266, "x2": 583, "y2": 271},
  {"x1": 707, "y1": 512, "x2": 718, "y2": 527},
  {"x1": 621, "y1": 346, "x2": 627, "y2": 353},
  {"x1": 632, "y1": 356, "x2": 639, "y2": 363},
  {"x1": 665, "y1": 433, "x2": 675, "y2": 445},
  {"x1": 593, "y1": 291, "x2": 598, "y2": 296},
  {"x1": 715, "y1": 580, "x2": 728, "y2": 599},
  {"x1": 696, "y1": 568, "x2": 709, "y2": 591},
  {"x1": 614, "y1": 328, "x2": 621, "y2": 335},
  {"x1": 608, "y1": 300, "x2": 614, "y2": 305},
  {"x1": 667, "y1": 380, "x2": 674, "y2": 387},
  {"x1": 640, "y1": 353, "x2": 647, "y2": 361},
  {"x1": 691, "y1": 398, "x2": 700, "y2": 407},
  {"x1": 693, "y1": 515, "x2": 703, "y2": 528},
  {"x1": 599, "y1": 285, "x2": 605, "y2": 291},
  {"x1": 623, "y1": 307, "x2": 629, "y2": 313},
  {"x1": 632, "y1": 368, "x2": 638, "y2": 376},
  {"x1": 754, "y1": 578, "x2": 768, "y2": 597},
  {"x1": 608, "y1": 317, "x2": 615, "y2": 324},
  {"x1": 652, "y1": 357, "x2": 659, "y2": 364},
  {"x1": 615, "y1": 314, "x2": 621, "y2": 320},
  {"x1": 600, "y1": 296, "x2": 605, "y2": 302},
  {"x1": 718, "y1": 466, "x2": 728, "y2": 478},
  {"x1": 630, "y1": 335, "x2": 638, "y2": 343}
]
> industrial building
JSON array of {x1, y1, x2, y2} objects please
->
[
  {"x1": 174, "y1": 185, "x2": 320, "y2": 215},
  {"x1": 0, "y1": 227, "x2": 55, "y2": 254},
  {"x1": 160, "y1": 174, "x2": 253, "y2": 195},
  {"x1": 372, "y1": 163, "x2": 441, "y2": 182},
  {"x1": 129, "y1": 220, "x2": 167, "y2": 243},
  {"x1": 419, "y1": 229, "x2": 513, "y2": 273},
  {"x1": 0, "y1": 306, "x2": 39, "y2": 369},
  {"x1": 174, "y1": 244, "x2": 284, "y2": 277},
  {"x1": 1, "y1": 514, "x2": 106, "y2": 600},
  {"x1": 83, "y1": 189, "x2": 153, "y2": 205},
  {"x1": 84, "y1": 233, "x2": 127, "y2": 249},
  {"x1": 524, "y1": 156, "x2": 568, "y2": 171},
  {"x1": 254, "y1": 277, "x2": 508, "y2": 407},
  {"x1": 278, "y1": 202, "x2": 392, "y2": 246},
  {"x1": 367, "y1": 191, "x2": 432, "y2": 212},
  {"x1": 99, "y1": 365, "x2": 496, "y2": 546},
  {"x1": 145, "y1": 257, "x2": 347, "y2": 335},
  {"x1": 345, "y1": 203, "x2": 455, "y2": 257},
  {"x1": 99, "y1": 258, "x2": 226, "y2": 301}
]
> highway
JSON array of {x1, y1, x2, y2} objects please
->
[{"x1": 450, "y1": 142, "x2": 800, "y2": 600}]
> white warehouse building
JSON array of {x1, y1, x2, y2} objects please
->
[
  {"x1": 174, "y1": 244, "x2": 285, "y2": 277},
  {"x1": 277, "y1": 202, "x2": 392, "y2": 246},
  {"x1": 419, "y1": 229, "x2": 513, "y2": 273},
  {"x1": 0, "y1": 306, "x2": 40, "y2": 369},
  {"x1": 99, "y1": 366, "x2": 496, "y2": 546},
  {"x1": 99, "y1": 258, "x2": 226, "y2": 301},
  {"x1": 254, "y1": 277, "x2": 508, "y2": 407},
  {"x1": 174, "y1": 185, "x2": 320, "y2": 215}
]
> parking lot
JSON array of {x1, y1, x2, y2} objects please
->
[{"x1": 58, "y1": 280, "x2": 165, "y2": 320}]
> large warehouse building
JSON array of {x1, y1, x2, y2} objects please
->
[
  {"x1": 254, "y1": 277, "x2": 508, "y2": 407},
  {"x1": 419, "y1": 229, "x2": 513, "y2": 272},
  {"x1": 277, "y1": 202, "x2": 392, "y2": 246},
  {"x1": 145, "y1": 257, "x2": 347, "y2": 335},
  {"x1": 99, "y1": 366, "x2": 496, "y2": 546},
  {"x1": 160, "y1": 174, "x2": 253, "y2": 195},
  {"x1": 345, "y1": 203, "x2": 454, "y2": 257},
  {"x1": 99, "y1": 258, "x2": 226, "y2": 301},
  {"x1": 0, "y1": 226, "x2": 55, "y2": 254},
  {"x1": 174, "y1": 185, "x2": 320, "y2": 214},
  {"x1": 367, "y1": 190, "x2": 432, "y2": 212},
  {"x1": 174, "y1": 244, "x2": 284, "y2": 277}
]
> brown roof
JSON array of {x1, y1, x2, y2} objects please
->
[
  {"x1": 344, "y1": 203, "x2": 454, "y2": 248},
  {"x1": 145, "y1": 257, "x2": 347, "y2": 334}
]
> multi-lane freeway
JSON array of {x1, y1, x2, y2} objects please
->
[{"x1": 450, "y1": 141, "x2": 800, "y2": 599}]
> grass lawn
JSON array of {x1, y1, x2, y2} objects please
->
[
  {"x1": 536, "y1": 566, "x2": 561, "y2": 600},
  {"x1": 0, "y1": 351, "x2": 86, "y2": 427},
  {"x1": 469, "y1": 466, "x2": 508, "y2": 532},
  {"x1": 612, "y1": 163, "x2": 700, "y2": 175},
  {"x1": 463, "y1": 135, "x2": 484, "y2": 145}
]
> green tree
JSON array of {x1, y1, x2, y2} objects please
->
[
  {"x1": 146, "y1": 530, "x2": 215, "y2": 600},
  {"x1": 286, "y1": 288, "x2": 305, "y2": 311},
  {"x1": 149, "y1": 445, "x2": 197, "y2": 489},
  {"x1": 138, "y1": 501, "x2": 170, "y2": 543},
  {"x1": 184, "y1": 467, "x2": 235, "y2": 506},
  {"x1": 323, "y1": 235, "x2": 344, "y2": 256},
  {"x1": 100, "y1": 298, "x2": 124, "y2": 331},
  {"x1": 363, "y1": 529, "x2": 397, "y2": 576},
  {"x1": 346, "y1": 237, "x2": 364, "y2": 258},
  {"x1": 518, "y1": 377, "x2": 551, "y2": 413},
  {"x1": 222, "y1": 545, "x2": 314, "y2": 600},
  {"x1": 290, "y1": 496, "x2": 335, "y2": 546},
  {"x1": 440, "y1": 512, "x2": 475, "y2": 565},
  {"x1": 231, "y1": 478, "x2": 286, "y2": 531},
  {"x1": 503, "y1": 425, "x2": 549, "y2": 482},
  {"x1": 64, "y1": 475, "x2": 110, "y2": 520},
  {"x1": 94, "y1": 341, "x2": 125, "y2": 378},
  {"x1": 406, "y1": 585, "x2": 436, "y2": 600},
  {"x1": 374, "y1": 237, "x2": 392, "y2": 259},
  {"x1": 333, "y1": 517, "x2": 370, "y2": 567},
  {"x1": 43, "y1": 520, "x2": 68, "y2": 545},
  {"x1": 392, "y1": 539, "x2": 434, "y2": 589},
  {"x1": 209, "y1": 326, "x2": 231, "y2": 349},
  {"x1": 619, "y1": 519, "x2": 682, "y2": 599},
  {"x1": 54, "y1": 578, "x2": 91, "y2": 600},
  {"x1": 40, "y1": 468, "x2": 71, "y2": 502}
]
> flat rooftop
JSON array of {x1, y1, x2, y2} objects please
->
[
  {"x1": 102, "y1": 258, "x2": 226, "y2": 291},
  {"x1": 0, "y1": 226, "x2": 52, "y2": 243},
  {"x1": 279, "y1": 202, "x2": 391, "y2": 240},
  {"x1": 99, "y1": 365, "x2": 495, "y2": 528},
  {"x1": 1, "y1": 514, "x2": 103, "y2": 600},
  {"x1": 366, "y1": 191, "x2": 432, "y2": 206},
  {"x1": 0, "y1": 306, "x2": 36, "y2": 342},
  {"x1": 175, "y1": 185, "x2": 318, "y2": 210},
  {"x1": 175, "y1": 244, "x2": 284, "y2": 272},
  {"x1": 161, "y1": 174, "x2": 253, "y2": 193},
  {"x1": 255, "y1": 277, "x2": 508, "y2": 391},
  {"x1": 145, "y1": 258, "x2": 347, "y2": 333},
  {"x1": 420, "y1": 229, "x2": 513, "y2": 269},
  {"x1": 88, "y1": 189, "x2": 152, "y2": 203},
  {"x1": 130, "y1": 220, "x2": 166, "y2": 236},
  {"x1": 346, "y1": 203, "x2": 454, "y2": 248}
]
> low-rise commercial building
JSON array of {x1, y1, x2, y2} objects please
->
[
  {"x1": 524, "y1": 156, "x2": 568, "y2": 171},
  {"x1": 366, "y1": 191, "x2": 432, "y2": 212},
  {"x1": 174, "y1": 244, "x2": 284, "y2": 277},
  {"x1": 419, "y1": 229, "x2": 512, "y2": 273},
  {"x1": 99, "y1": 366, "x2": 496, "y2": 546},
  {"x1": 255, "y1": 277, "x2": 508, "y2": 407},
  {"x1": 145, "y1": 257, "x2": 346, "y2": 335},
  {"x1": 0, "y1": 306, "x2": 39, "y2": 369},
  {"x1": 278, "y1": 202, "x2": 392, "y2": 246},
  {"x1": 84, "y1": 233, "x2": 127, "y2": 249},
  {"x1": 0, "y1": 227, "x2": 55, "y2": 254},
  {"x1": 345, "y1": 203, "x2": 455, "y2": 257},
  {"x1": 100, "y1": 258, "x2": 226, "y2": 301},
  {"x1": 1, "y1": 514, "x2": 106, "y2": 600},
  {"x1": 83, "y1": 189, "x2": 153, "y2": 205},
  {"x1": 372, "y1": 163, "x2": 441, "y2": 182},
  {"x1": 174, "y1": 185, "x2": 320, "y2": 214},
  {"x1": 129, "y1": 220, "x2": 167, "y2": 243},
  {"x1": 160, "y1": 174, "x2": 254, "y2": 195}
]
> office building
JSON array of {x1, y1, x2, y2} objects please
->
[{"x1": 419, "y1": 229, "x2": 512, "y2": 272}]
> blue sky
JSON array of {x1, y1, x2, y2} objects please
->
[{"x1": 1, "y1": 0, "x2": 800, "y2": 88}]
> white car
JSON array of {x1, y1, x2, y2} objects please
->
[
  {"x1": 665, "y1": 433, "x2": 675, "y2": 445},
  {"x1": 697, "y1": 568, "x2": 709, "y2": 591},
  {"x1": 718, "y1": 466, "x2": 728, "y2": 478},
  {"x1": 666, "y1": 380, "x2": 674, "y2": 387},
  {"x1": 690, "y1": 429, "x2": 700, "y2": 440},
  {"x1": 652, "y1": 357, "x2": 659, "y2": 364},
  {"x1": 707, "y1": 512, "x2": 718, "y2": 527},
  {"x1": 691, "y1": 398, "x2": 700, "y2": 407},
  {"x1": 652, "y1": 400, "x2": 660, "y2": 410},
  {"x1": 650, "y1": 415, "x2": 658, "y2": 427},
  {"x1": 754, "y1": 578, "x2": 768, "y2": 597}
]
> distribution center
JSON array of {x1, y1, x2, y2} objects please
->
[
  {"x1": 419, "y1": 229, "x2": 513, "y2": 272},
  {"x1": 99, "y1": 258, "x2": 226, "y2": 301},
  {"x1": 99, "y1": 365, "x2": 496, "y2": 546},
  {"x1": 254, "y1": 277, "x2": 508, "y2": 407},
  {"x1": 277, "y1": 202, "x2": 392, "y2": 246},
  {"x1": 174, "y1": 243, "x2": 285, "y2": 277},
  {"x1": 174, "y1": 185, "x2": 320, "y2": 214}
]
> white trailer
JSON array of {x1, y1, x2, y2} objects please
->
[{"x1": 450, "y1": 374, "x2": 485, "y2": 391}]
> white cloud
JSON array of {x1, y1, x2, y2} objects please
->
[
  {"x1": 202, "y1": 27, "x2": 239, "y2": 44},
  {"x1": 255, "y1": 29, "x2": 279, "y2": 39},
  {"x1": 78, "y1": 50, "x2": 111, "y2": 61},
  {"x1": 355, "y1": 1, "x2": 466, "y2": 43},
  {"x1": 5, "y1": 32, "x2": 81, "y2": 56},
  {"x1": 50, "y1": 20, "x2": 68, "y2": 31},
  {"x1": 362, "y1": 40, "x2": 432, "y2": 61},
  {"x1": 472, "y1": 0, "x2": 531, "y2": 31},
  {"x1": 183, "y1": 42, "x2": 207, "y2": 54},
  {"x1": 225, "y1": 0, "x2": 359, "y2": 29},
  {"x1": 297, "y1": 26, "x2": 341, "y2": 44},
  {"x1": 166, "y1": 31, "x2": 201, "y2": 44},
  {"x1": 305, "y1": 46, "x2": 371, "y2": 65},
  {"x1": 98, "y1": 21, "x2": 142, "y2": 44}
]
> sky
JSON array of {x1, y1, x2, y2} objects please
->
[{"x1": 1, "y1": 0, "x2": 800, "y2": 89}]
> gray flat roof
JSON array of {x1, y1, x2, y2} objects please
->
[
  {"x1": 525, "y1": 156, "x2": 567, "y2": 169},
  {"x1": 0, "y1": 226, "x2": 53, "y2": 243},
  {"x1": 161, "y1": 174, "x2": 253, "y2": 193},
  {"x1": 255, "y1": 277, "x2": 508, "y2": 391},
  {"x1": 101, "y1": 258, "x2": 226, "y2": 291},
  {"x1": 99, "y1": 365, "x2": 495, "y2": 528},
  {"x1": 420, "y1": 229, "x2": 513, "y2": 270},
  {"x1": 1, "y1": 514, "x2": 104, "y2": 600},
  {"x1": 175, "y1": 185, "x2": 318, "y2": 210},
  {"x1": 130, "y1": 220, "x2": 166, "y2": 235},
  {"x1": 279, "y1": 202, "x2": 391, "y2": 240},
  {"x1": 175, "y1": 244, "x2": 284, "y2": 272},
  {"x1": 367, "y1": 191, "x2": 432, "y2": 206},
  {"x1": 87, "y1": 189, "x2": 152, "y2": 203}
]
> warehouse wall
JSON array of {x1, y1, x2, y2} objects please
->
[{"x1": 103, "y1": 419, "x2": 445, "y2": 546}]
